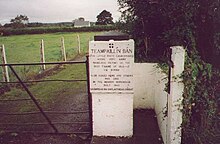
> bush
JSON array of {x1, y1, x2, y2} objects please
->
[
  {"x1": 182, "y1": 54, "x2": 220, "y2": 144},
  {"x1": 118, "y1": 0, "x2": 220, "y2": 143}
]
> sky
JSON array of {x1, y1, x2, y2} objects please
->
[{"x1": 0, "y1": 0, "x2": 121, "y2": 24}]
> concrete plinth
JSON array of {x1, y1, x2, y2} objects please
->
[{"x1": 92, "y1": 94, "x2": 133, "y2": 137}]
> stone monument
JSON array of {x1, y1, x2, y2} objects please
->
[{"x1": 89, "y1": 31, "x2": 134, "y2": 137}]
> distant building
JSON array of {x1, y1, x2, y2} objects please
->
[{"x1": 73, "y1": 18, "x2": 90, "y2": 27}]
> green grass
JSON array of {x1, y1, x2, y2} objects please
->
[
  {"x1": 0, "y1": 32, "x2": 101, "y2": 81},
  {"x1": 1, "y1": 63, "x2": 87, "y2": 112},
  {"x1": 0, "y1": 32, "x2": 103, "y2": 111},
  {"x1": 0, "y1": 32, "x2": 99, "y2": 63}
]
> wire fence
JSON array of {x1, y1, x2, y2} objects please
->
[{"x1": 0, "y1": 34, "x2": 93, "y2": 82}]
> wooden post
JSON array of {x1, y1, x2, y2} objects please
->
[
  {"x1": 77, "y1": 34, "x2": 81, "y2": 54},
  {"x1": 61, "y1": 37, "x2": 67, "y2": 61},
  {"x1": 1, "y1": 44, "x2": 10, "y2": 82},
  {"x1": 40, "y1": 39, "x2": 46, "y2": 70},
  {"x1": 87, "y1": 37, "x2": 91, "y2": 53}
]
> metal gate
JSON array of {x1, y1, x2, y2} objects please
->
[{"x1": 0, "y1": 56, "x2": 92, "y2": 136}]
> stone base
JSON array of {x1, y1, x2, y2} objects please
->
[{"x1": 92, "y1": 93, "x2": 133, "y2": 137}]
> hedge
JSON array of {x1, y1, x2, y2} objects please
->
[{"x1": 0, "y1": 25, "x2": 117, "y2": 36}]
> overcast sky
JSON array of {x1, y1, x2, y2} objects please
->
[{"x1": 0, "y1": 0, "x2": 121, "y2": 24}]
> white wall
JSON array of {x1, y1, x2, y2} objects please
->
[
  {"x1": 133, "y1": 63, "x2": 168, "y2": 143},
  {"x1": 92, "y1": 93, "x2": 133, "y2": 137},
  {"x1": 133, "y1": 63, "x2": 156, "y2": 109},
  {"x1": 90, "y1": 45, "x2": 184, "y2": 143},
  {"x1": 154, "y1": 69, "x2": 168, "y2": 143},
  {"x1": 133, "y1": 46, "x2": 185, "y2": 144}
]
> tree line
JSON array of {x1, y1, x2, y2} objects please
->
[{"x1": 0, "y1": 10, "x2": 114, "y2": 29}]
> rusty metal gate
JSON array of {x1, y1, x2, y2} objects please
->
[{"x1": 0, "y1": 57, "x2": 92, "y2": 136}]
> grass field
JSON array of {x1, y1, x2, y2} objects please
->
[
  {"x1": 0, "y1": 32, "x2": 99, "y2": 116},
  {"x1": 1, "y1": 62, "x2": 88, "y2": 111},
  {"x1": 0, "y1": 32, "x2": 101, "y2": 81},
  {"x1": 0, "y1": 32, "x2": 100, "y2": 63}
]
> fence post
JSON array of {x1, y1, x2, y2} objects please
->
[
  {"x1": 61, "y1": 37, "x2": 67, "y2": 61},
  {"x1": 87, "y1": 37, "x2": 91, "y2": 53},
  {"x1": 40, "y1": 39, "x2": 46, "y2": 71},
  {"x1": 77, "y1": 34, "x2": 81, "y2": 54},
  {"x1": 167, "y1": 46, "x2": 185, "y2": 144},
  {"x1": 0, "y1": 44, "x2": 10, "y2": 82}
]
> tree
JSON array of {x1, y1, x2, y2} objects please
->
[
  {"x1": 10, "y1": 15, "x2": 29, "y2": 28},
  {"x1": 118, "y1": 0, "x2": 167, "y2": 60},
  {"x1": 118, "y1": 0, "x2": 220, "y2": 65},
  {"x1": 3, "y1": 23, "x2": 12, "y2": 28},
  {"x1": 96, "y1": 10, "x2": 114, "y2": 25},
  {"x1": 78, "y1": 17, "x2": 85, "y2": 21},
  {"x1": 118, "y1": 0, "x2": 220, "y2": 143}
]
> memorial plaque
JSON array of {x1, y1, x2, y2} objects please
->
[{"x1": 89, "y1": 40, "x2": 134, "y2": 93}]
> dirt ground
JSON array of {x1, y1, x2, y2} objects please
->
[
  {"x1": 0, "y1": 133, "x2": 90, "y2": 144},
  {"x1": 0, "y1": 56, "x2": 91, "y2": 144},
  {"x1": 0, "y1": 91, "x2": 91, "y2": 144},
  {"x1": 0, "y1": 106, "x2": 163, "y2": 144},
  {"x1": 91, "y1": 109, "x2": 163, "y2": 144}
]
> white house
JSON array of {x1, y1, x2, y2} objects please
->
[{"x1": 73, "y1": 17, "x2": 90, "y2": 27}]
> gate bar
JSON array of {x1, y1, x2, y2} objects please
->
[
  {"x1": 2, "y1": 131, "x2": 90, "y2": 135},
  {"x1": 0, "y1": 110, "x2": 89, "y2": 115},
  {"x1": 8, "y1": 65, "x2": 58, "y2": 133},
  {"x1": 0, "y1": 61, "x2": 86, "y2": 66},
  {"x1": 0, "y1": 79, "x2": 87, "y2": 84},
  {"x1": 0, "y1": 122, "x2": 90, "y2": 125}
]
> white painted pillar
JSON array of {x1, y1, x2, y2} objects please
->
[
  {"x1": 167, "y1": 46, "x2": 185, "y2": 144},
  {"x1": 89, "y1": 39, "x2": 134, "y2": 137}
]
